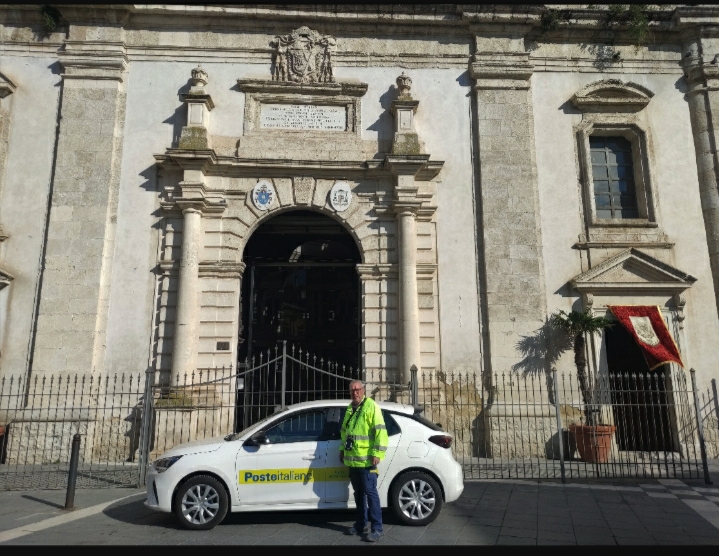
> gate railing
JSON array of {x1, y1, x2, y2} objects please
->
[{"x1": 2, "y1": 356, "x2": 718, "y2": 490}]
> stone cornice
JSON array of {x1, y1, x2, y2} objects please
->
[
  {"x1": 237, "y1": 79, "x2": 368, "y2": 98},
  {"x1": 470, "y1": 52, "x2": 533, "y2": 90},
  {"x1": 357, "y1": 263, "x2": 398, "y2": 278},
  {"x1": 58, "y1": 40, "x2": 128, "y2": 81},
  {"x1": 198, "y1": 261, "x2": 246, "y2": 278},
  {"x1": 155, "y1": 152, "x2": 444, "y2": 181}
]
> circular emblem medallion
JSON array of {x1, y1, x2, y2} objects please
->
[
  {"x1": 329, "y1": 181, "x2": 352, "y2": 212},
  {"x1": 252, "y1": 180, "x2": 275, "y2": 211}
]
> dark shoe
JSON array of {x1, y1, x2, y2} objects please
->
[
  {"x1": 364, "y1": 531, "x2": 382, "y2": 542},
  {"x1": 346, "y1": 526, "x2": 362, "y2": 536}
]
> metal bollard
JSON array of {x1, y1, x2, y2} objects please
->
[
  {"x1": 410, "y1": 365, "x2": 419, "y2": 408},
  {"x1": 65, "y1": 433, "x2": 81, "y2": 510}
]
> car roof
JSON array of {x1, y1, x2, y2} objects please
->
[{"x1": 283, "y1": 399, "x2": 415, "y2": 416}]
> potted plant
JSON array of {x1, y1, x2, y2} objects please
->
[{"x1": 549, "y1": 309, "x2": 615, "y2": 463}]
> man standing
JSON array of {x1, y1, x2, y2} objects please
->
[{"x1": 340, "y1": 380, "x2": 388, "y2": 542}]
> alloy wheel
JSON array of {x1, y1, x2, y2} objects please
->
[
  {"x1": 398, "y1": 478, "x2": 436, "y2": 520},
  {"x1": 181, "y1": 484, "x2": 220, "y2": 525}
]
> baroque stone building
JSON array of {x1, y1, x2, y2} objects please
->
[{"x1": 0, "y1": 4, "x2": 718, "y2": 395}]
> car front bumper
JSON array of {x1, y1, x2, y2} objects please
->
[{"x1": 144, "y1": 468, "x2": 175, "y2": 513}]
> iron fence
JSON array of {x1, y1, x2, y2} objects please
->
[
  {"x1": 1, "y1": 349, "x2": 717, "y2": 490},
  {"x1": 0, "y1": 372, "x2": 144, "y2": 490},
  {"x1": 417, "y1": 367, "x2": 713, "y2": 482}
]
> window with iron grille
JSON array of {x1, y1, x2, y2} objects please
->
[{"x1": 590, "y1": 136, "x2": 639, "y2": 219}]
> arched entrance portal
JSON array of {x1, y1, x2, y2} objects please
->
[{"x1": 240, "y1": 210, "x2": 362, "y2": 370}]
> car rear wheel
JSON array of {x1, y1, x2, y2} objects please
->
[
  {"x1": 390, "y1": 471, "x2": 443, "y2": 526},
  {"x1": 173, "y1": 475, "x2": 228, "y2": 530}
]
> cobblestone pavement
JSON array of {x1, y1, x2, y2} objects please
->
[{"x1": 2, "y1": 479, "x2": 719, "y2": 545}]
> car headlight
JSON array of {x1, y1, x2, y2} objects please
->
[{"x1": 152, "y1": 455, "x2": 182, "y2": 473}]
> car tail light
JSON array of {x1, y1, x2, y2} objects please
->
[{"x1": 429, "y1": 435, "x2": 452, "y2": 449}]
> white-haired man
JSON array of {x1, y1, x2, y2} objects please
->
[{"x1": 339, "y1": 379, "x2": 388, "y2": 542}]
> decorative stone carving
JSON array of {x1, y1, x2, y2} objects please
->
[
  {"x1": 293, "y1": 177, "x2": 315, "y2": 205},
  {"x1": 330, "y1": 181, "x2": 352, "y2": 212},
  {"x1": 673, "y1": 293, "x2": 687, "y2": 329},
  {"x1": 272, "y1": 27, "x2": 336, "y2": 84},
  {"x1": 252, "y1": 180, "x2": 276, "y2": 211}
]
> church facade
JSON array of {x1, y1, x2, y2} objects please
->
[{"x1": 0, "y1": 4, "x2": 718, "y2": 392}]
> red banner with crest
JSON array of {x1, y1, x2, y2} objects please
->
[{"x1": 607, "y1": 305, "x2": 684, "y2": 370}]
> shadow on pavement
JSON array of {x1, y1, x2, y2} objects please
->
[
  {"x1": 21, "y1": 495, "x2": 65, "y2": 509},
  {"x1": 102, "y1": 497, "x2": 399, "y2": 534}
]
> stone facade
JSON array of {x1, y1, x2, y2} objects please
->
[{"x1": 0, "y1": 4, "x2": 718, "y2": 405}]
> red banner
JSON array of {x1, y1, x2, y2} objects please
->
[{"x1": 608, "y1": 305, "x2": 684, "y2": 370}]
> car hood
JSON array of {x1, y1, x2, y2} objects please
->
[{"x1": 159, "y1": 436, "x2": 226, "y2": 458}]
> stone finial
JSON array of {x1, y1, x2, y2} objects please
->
[
  {"x1": 191, "y1": 64, "x2": 208, "y2": 89},
  {"x1": 396, "y1": 72, "x2": 412, "y2": 97}
]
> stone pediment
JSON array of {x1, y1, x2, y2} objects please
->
[
  {"x1": 571, "y1": 79, "x2": 653, "y2": 113},
  {"x1": 571, "y1": 248, "x2": 696, "y2": 295},
  {"x1": 0, "y1": 266, "x2": 14, "y2": 290},
  {"x1": 0, "y1": 72, "x2": 16, "y2": 99}
]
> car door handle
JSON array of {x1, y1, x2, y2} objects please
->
[{"x1": 302, "y1": 455, "x2": 320, "y2": 460}]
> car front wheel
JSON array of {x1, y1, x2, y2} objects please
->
[
  {"x1": 390, "y1": 471, "x2": 443, "y2": 526},
  {"x1": 173, "y1": 475, "x2": 229, "y2": 530}
]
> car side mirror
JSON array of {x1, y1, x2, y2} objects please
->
[{"x1": 247, "y1": 432, "x2": 270, "y2": 446}]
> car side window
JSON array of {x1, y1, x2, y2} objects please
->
[
  {"x1": 323, "y1": 407, "x2": 344, "y2": 440},
  {"x1": 382, "y1": 410, "x2": 401, "y2": 437},
  {"x1": 264, "y1": 410, "x2": 327, "y2": 444}
]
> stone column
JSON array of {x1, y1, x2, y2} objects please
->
[
  {"x1": 682, "y1": 47, "x2": 719, "y2": 315},
  {"x1": 386, "y1": 73, "x2": 430, "y2": 382},
  {"x1": 396, "y1": 208, "x2": 420, "y2": 382},
  {"x1": 172, "y1": 207, "x2": 202, "y2": 376},
  {"x1": 30, "y1": 42, "x2": 128, "y2": 375},
  {"x1": 469, "y1": 44, "x2": 547, "y2": 376},
  {"x1": 166, "y1": 65, "x2": 223, "y2": 376}
]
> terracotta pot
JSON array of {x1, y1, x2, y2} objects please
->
[{"x1": 568, "y1": 424, "x2": 616, "y2": 463}]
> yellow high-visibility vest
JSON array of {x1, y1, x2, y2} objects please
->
[{"x1": 340, "y1": 397, "x2": 389, "y2": 467}]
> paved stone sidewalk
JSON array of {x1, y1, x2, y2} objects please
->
[{"x1": 2, "y1": 480, "x2": 719, "y2": 545}]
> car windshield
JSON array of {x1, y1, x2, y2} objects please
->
[{"x1": 224, "y1": 408, "x2": 289, "y2": 441}]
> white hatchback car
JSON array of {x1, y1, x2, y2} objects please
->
[{"x1": 145, "y1": 400, "x2": 464, "y2": 530}]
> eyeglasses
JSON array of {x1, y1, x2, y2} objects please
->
[{"x1": 349, "y1": 388, "x2": 364, "y2": 392}]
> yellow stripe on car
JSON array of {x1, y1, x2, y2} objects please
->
[{"x1": 238, "y1": 467, "x2": 350, "y2": 484}]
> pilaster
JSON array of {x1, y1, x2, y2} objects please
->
[
  {"x1": 682, "y1": 38, "x2": 719, "y2": 315},
  {"x1": 470, "y1": 46, "x2": 547, "y2": 376},
  {"x1": 31, "y1": 41, "x2": 128, "y2": 375}
]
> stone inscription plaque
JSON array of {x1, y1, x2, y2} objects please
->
[{"x1": 260, "y1": 103, "x2": 346, "y2": 131}]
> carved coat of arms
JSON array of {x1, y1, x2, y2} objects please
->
[{"x1": 272, "y1": 26, "x2": 336, "y2": 84}]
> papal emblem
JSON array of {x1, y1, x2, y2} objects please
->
[
  {"x1": 252, "y1": 180, "x2": 275, "y2": 211},
  {"x1": 330, "y1": 181, "x2": 352, "y2": 212},
  {"x1": 272, "y1": 27, "x2": 336, "y2": 84},
  {"x1": 628, "y1": 316, "x2": 661, "y2": 347}
]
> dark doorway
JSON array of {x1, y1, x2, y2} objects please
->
[
  {"x1": 605, "y1": 324, "x2": 674, "y2": 452},
  {"x1": 239, "y1": 210, "x2": 361, "y2": 370}
]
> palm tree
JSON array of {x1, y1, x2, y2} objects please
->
[{"x1": 549, "y1": 309, "x2": 613, "y2": 425}]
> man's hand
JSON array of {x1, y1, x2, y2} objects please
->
[
  {"x1": 372, "y1": 456, "x2": 380, "y2": 466},
  {"x1": 339, "y1": 452, "x2": 344, "y2": 463}
]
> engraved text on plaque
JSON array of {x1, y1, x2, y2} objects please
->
[{"x1": 260, "y1": 104, "x2": 346, "y2": 131}]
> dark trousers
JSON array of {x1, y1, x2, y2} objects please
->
[{"x1": 349, "y1": 467, "x2": 382, "y2": 533}]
